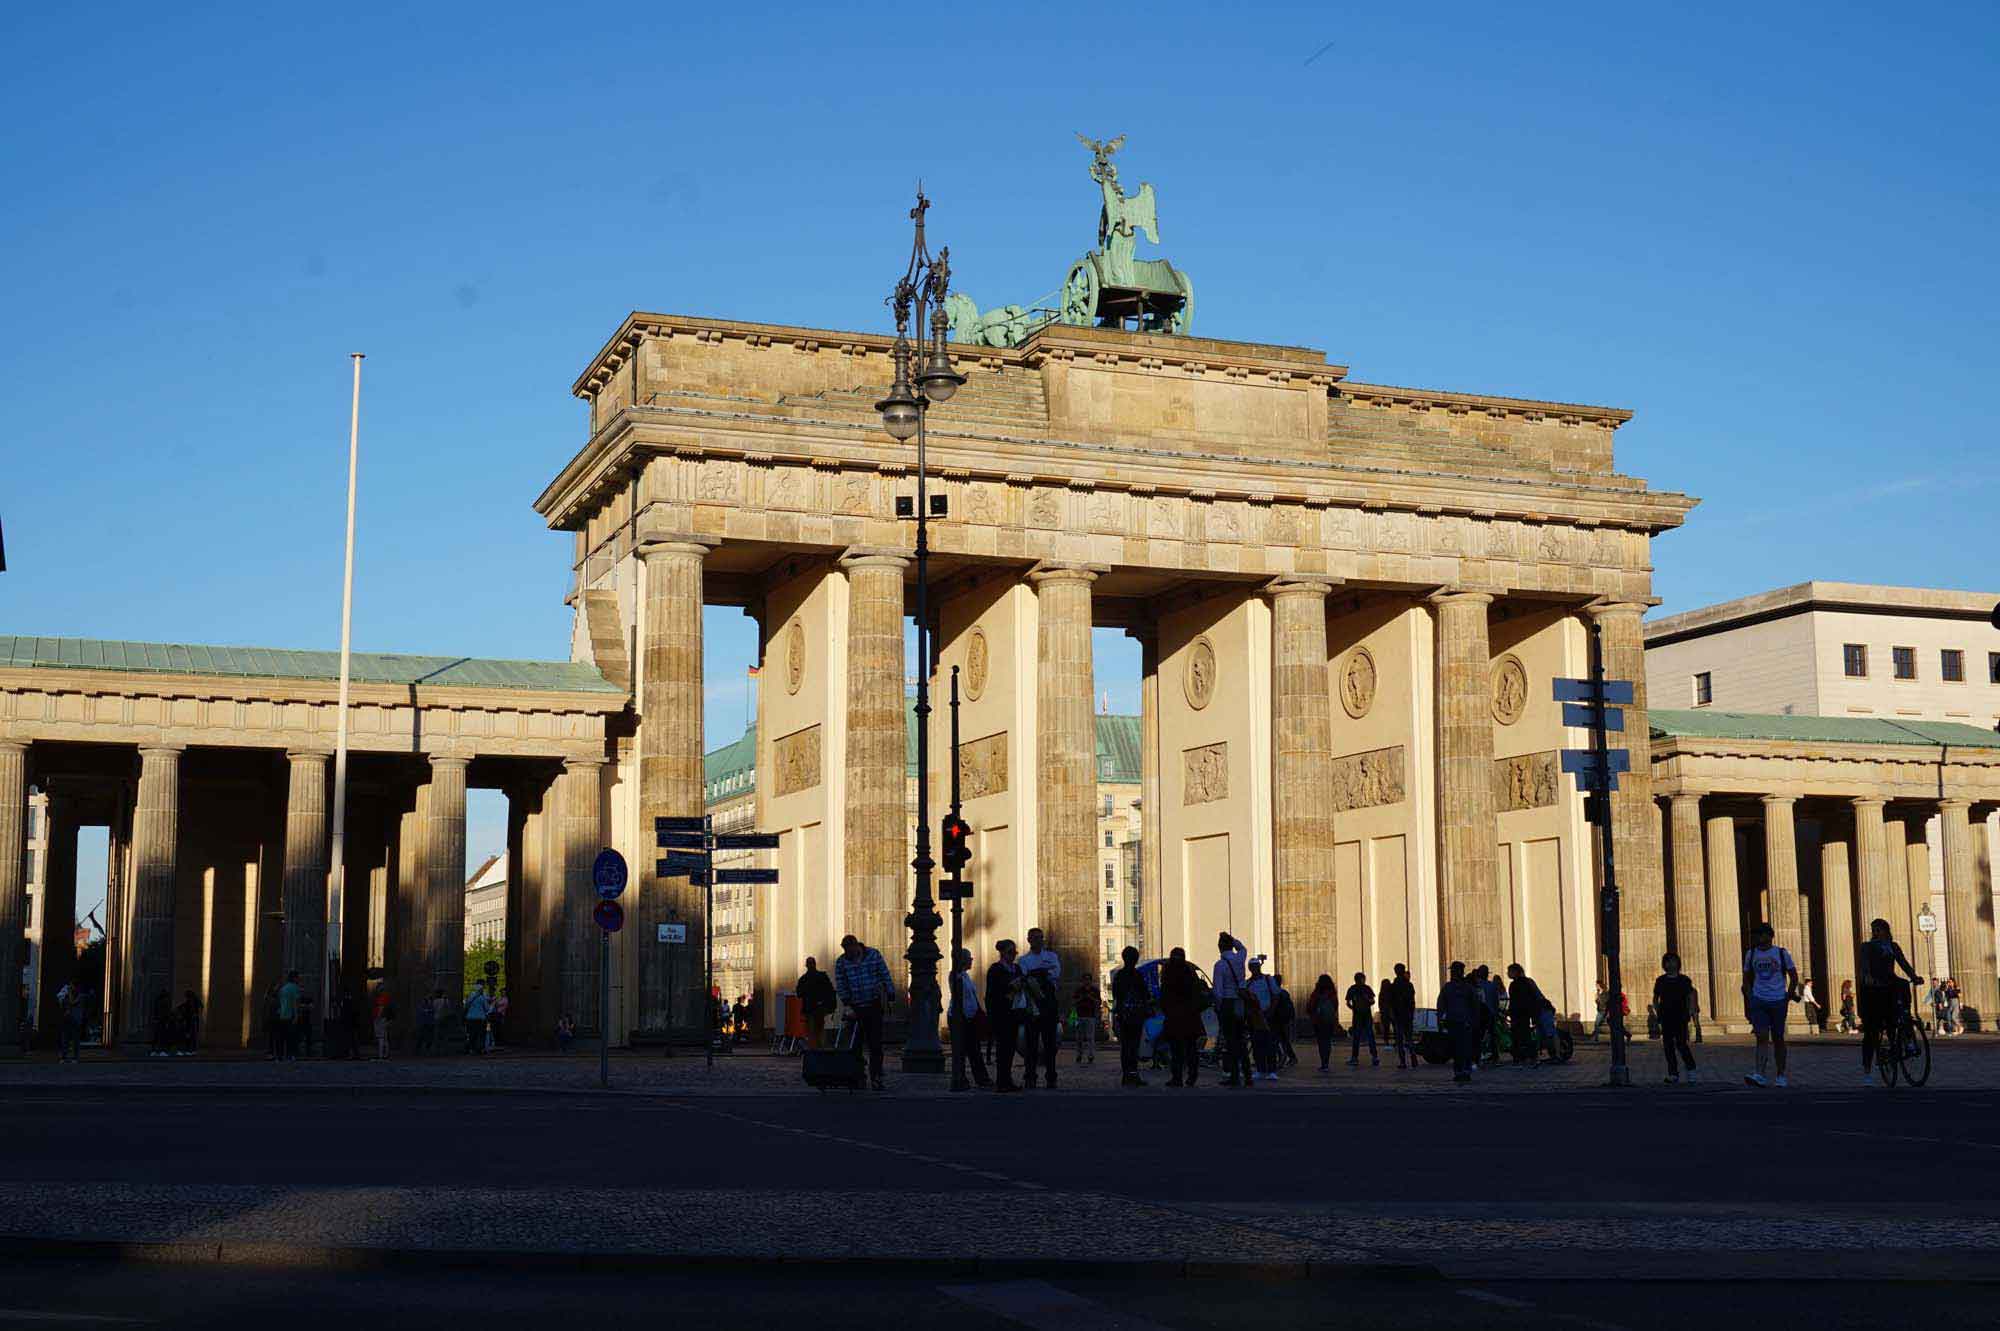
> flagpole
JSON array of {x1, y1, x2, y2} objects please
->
[{"x1": 326, "y1": 353, "x2": 363, "y2": 1005}]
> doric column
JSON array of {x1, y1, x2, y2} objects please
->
[
  {"x1": 512, "y1": 777, "x2": 551, "y2": 1039},
  {"x1": 393, "y1": 778, "x2": 430, "y2": 1031},
  {"x1": 1901, "y1": 812, "x2": 1934, "y2": 965},
  {"x1": 1590, "y1": 601, "x2": 1665, "y2": 977},
  {"x1": 557, "y1": 759, "x2": 605, "y2": 1036},
  {"x1": 423, "y1": 756, "x2": 469, "y2": 1005},
  {"x1": 1666, "y1": 792, "x2": 1711, "y2": 1012},
  {"x1": 1430, "y1": 590, "x2": 1498, "y2": 963},
  {"x1": 1882, "y1": 813, "x2": 1911, "y2": 957},
  {"x1": 1763, "y1": 796, "x2": 1805, "y2": 963},
  {"x1": 1032, "y1": 564, "x2": 1099, "y2": 974},
  {"x1": 1702, "y1": 808, "x2": 1743, "y2": 1027},
  {"x1": 1818, "y1": 815, "x2": 1857, "y2": 1015},
  {"x1": 280, "y1": 751, "x2": 330, "y2": 988},
  {"x1": 1130, "y1": 625, "x2": 1164, "y2": 961},
  {"x1": 1941, "y1": 800, "x2": 1998, "y2": 1023},
  {"x1": 1267, "y1": 578, "x2": 1337, "y2": 990},
  {"x1": 0, "y1": 742, "x2": 27, "y2": 1050},
  {"x1": 125, "y1": 745, "x2": 183, "y2": 1044},
  {"x1": 1853, "y1": 797, "x2": 1892, "y2": 942},
  {"x1": 842, "y1": 550, "x2": 911, "y2": 981},
  {"x1": 36, "y1": 804, "x2": 80, "y2": 1044},
  {"x1": 639, "y1": 535, "x2": 710, "y2": 1032}
]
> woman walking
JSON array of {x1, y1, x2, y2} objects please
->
[
  {"x1": 1306, "y1": 974, "x2": 1340, "y2": 1072},
  {"x1": 1072, "y1": 980, "x2": 1100, "y2": 1066},
  {"x1": 1157, "y1": 947, "x2": 1202, "y2": 1088}
]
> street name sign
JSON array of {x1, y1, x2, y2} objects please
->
[{"x1": 659, "y1": 922, "x2": 688, "y2": 944}]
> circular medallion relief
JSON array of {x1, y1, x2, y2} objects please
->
[
  {"x1": 1183, "y1": 636, "x2": 1217, "y2": 711},
  {"x1": 1491, "y1": 654, "x2": 1528, "y2": 726},
  {"x1": 1339, "y1": 647, "x2": 1378, "y2": 720},
  {"x1": 785, "y1": 620, "x2": 806, "y2": 696},
  {"x1": 964, "y1": 627, "x2": 989, "y2": 702}
]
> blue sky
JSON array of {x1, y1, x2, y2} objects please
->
[{"x1": 6, "y1": 3, "x2": 1996, "y2": 879}]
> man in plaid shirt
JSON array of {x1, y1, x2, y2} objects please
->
[{"x1": 835, "y1": 933, "x2": 897, "y2": 1090}]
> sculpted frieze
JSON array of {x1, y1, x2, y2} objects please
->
[
  {"x1": 1028, "y1": 490, "x2": 1062, "y2": 528},
  {"x1": 773, "y1": 724, "x2": 822, "y2": 797},
  {"x1": 1330, "y1": 745, "x2": 1406, "y2": 812},
  {"x1": 958, "y1": 730, "x2": 1009, "y2": 800},
  {"x1": 766, "y1": 466, "x2": 808, "y2": 511},
  {"x1": 835, "y1": 474, "x2": 872, "y2": 515},
  {"x1": 1496, "y1": 750, "x2": 1559, "y2": 812},
  {"x1": 1148, "y1": 496, "x2": 1183, "y2": 539},
  {"x1": 696, "y1": 463, "x2": 739, "y2": 504},
  {"x1": 1183, "y1": 742, "x2": 1229, "y2": 805},
  {"x1": 965, "y1": 485, "x2": 1000, "y2": 526}
]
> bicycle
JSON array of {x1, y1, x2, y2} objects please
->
[{"x1": 1876, "y1": 983, "x2": 1932, "y2": 1088}]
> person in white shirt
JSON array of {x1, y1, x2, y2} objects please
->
[
  {"x1": 1741, "y1": 922, "x2": 1799, "y2": 1087},
  {"x1": 1018, "y1": 928, "x2": 1064, "y2": 1089},
  {"x1": 947, "y1": 947, "x2": 990, "y2": 1090},
  {"x1": 1213, "y1": 932, "x2": 1253, "y2": 1087}
]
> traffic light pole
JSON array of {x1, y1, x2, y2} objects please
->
[
  {"x1": 1589, "y1": 619, "x2": 1632, "y2": 1088},
  {"x1": 946, "y1": 665, "x2": 968, "y2": 1092}
]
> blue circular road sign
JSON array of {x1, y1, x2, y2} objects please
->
[
  {"x1": 592, "y1": 848, "x2": 628, "y2": 899},
  {"x1": 594, "y1": 899, "x2": 625, "y2": 934}
]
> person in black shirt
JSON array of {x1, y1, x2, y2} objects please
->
[
  {"x1": 1504, "y1": 964, "x2": 1549, "y2": 1065},
  {"x1": 1858, "y1": 918, "x2": 1922, "y2": 1085},
  {"x1": 1109, "y1": 946, "x2": 1152, "y2": 1088},
  {"x1": 1653, "y1": 952, "x2": 1699, "y2": 1083}
]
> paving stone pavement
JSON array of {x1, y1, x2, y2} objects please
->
[{"x1": 6, "y1": 1032, "x2": 1998, "y2": 1096}]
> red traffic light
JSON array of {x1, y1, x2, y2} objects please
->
[{"x1": 941, "y1": 815, "x2": 972, "y2": 872}]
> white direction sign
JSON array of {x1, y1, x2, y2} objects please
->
[{"x1": 659, "y1": 923, "x2": 688, "y2": 944}]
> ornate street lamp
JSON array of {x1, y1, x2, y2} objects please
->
[{"x1": 877, "y1": 190, "x2": 962, "y2": 1074}]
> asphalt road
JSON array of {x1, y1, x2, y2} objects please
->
[{"x1": 6, "y1": 1083, "x2": 1998, "y2": 1205}]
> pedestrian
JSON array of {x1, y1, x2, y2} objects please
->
[
  {"x1": 463, "y1": 981, "x2": 490, "y2": 1054},
  {"x1": 1741, "y1": 922, "x2": 1799, "y2": 1087},
  {"x1": 1653, "y1": 952, "x2": 1699, "y2": 1083},
  {"x1": 1157, "y1": 946, "x2": 1202, "y2": 1088},
  {"x1": 1213, "y1": 931, "x2": 1254, "y2": 1087},
  {"x1": 370, "y1": 982, "x2": 393, "y2": 1059},
  {"x1": 1927, "y1": 977, "x2": 1949, "y2": 1034},
  {"x1": 1072, "y1": 980, "x2": 1100, "y2": 1066},
  {"x1": 1797, "y1": 976, "x2": 1822, "y2": 1034},
  {"x1": 555, "y1": 1014, "x2": 575, "y2": 1053},
  {"x1": 1437, "y1": 962, "x2": 1483, "y2": 1083},
  {"x1": 986, "y1": 939, "x2": 1025, "y2": 1093},
  {"x1": 277, "y1": 971, "x2": 303, "y2": 1061},
  {"x1": 948, "y1": 946, "x2": 991, "y2": 1090},
  {"x1": 1475, "y1": 965, "x2": 1504, "y2": 1064},
  {"x1": 1505, "y1": 964, "x2": 1550, "y2": 1066},
  {"x1": 1589, "y1": 981, "x2": 1610, "y2": 1039},
  {"x1": 297, "y1": 990, "x2": 317, "y2": 1058},
  {"x1": 1839, "y1": 979, "x2": 1858, "y2": 1034},
  {"x1": 1017, "y1": 928, "x2": 1063, "y2": 1088},
  {"x1": 176, "y1": 989, "x2": 202, "y2": 1056},
  {"x1": 1109, "y1": 947, "x2": 1151, "y2": 1088},
  {"x1": 490, "y1": 989, "x2": 510, "y2": 1050},
  {"x1": 1383, "y1": 963, "x2": 1417, "y2": 1068},
  {"x1": 1858, "y1": 918, "x2": 1923, "y2": 1085},
  {"x1": 57, "y1": 979, "x2": 84, "y2": 1063},
  {"x1": 1244, "y1": 955, "x2": 1280, "y2": 1082},
  {"x1": 833, "y1": 932, "x2": 895, "y2": 1092},
  {"x1": 1269, "y1": 974, "x2": 1299, "y2": 1068},
  {"x1": 1946, "y1": 978, "x2": 1964, "y2": 1036},
  {"x1": 1306, "y1": 974, "x2": 1340, "y2": 1072},
  {"x1": 796, "y1": 956, "x2": 837, "y2": 1049},
  {"x1": 1345, "y1": 971, "x2": 1379, "y2": 1068}
]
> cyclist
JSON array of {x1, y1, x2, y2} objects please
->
[{"x1": 1858, "y1": 917, "x2": 1923, "y2": 1086}]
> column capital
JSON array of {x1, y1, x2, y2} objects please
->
[
  {"x1": 1759, "y1": 793, "x2": 1797, "y2": 808},
  {"x1": 284, "y1": 749, "x2": 331, "y2": 766},
  {"x1": 1027, "y1": 562, "x2": 1105, "y2": 587},
  {"x1": 1664, "y1": 787, "x2": 1708, "y2": 804},
  {"x1": 136, "y1": 744, "x2": 184, "y2": 760},
  {"x1": 561, "y1": 757, "x2": 604, "y2": 777},
  {"x1": 1427, "y1": 587, "x2": 1494, "y2": 608},
  {"x1": 1850, "y1": 795, "x2": 1887, "y2": 810},
  {"x1": 1265, "y1": 576, "x2": 1340, "y2": 601},
  {"x1": 638, "y1": 536, "x2": 718, "y2": 561},
  {"x1": 427, "y1": 754, "x2": 472, "y2": 773},
  {"x1": 1584, "y1": 597, "x2": 1662, "y2": 621},
  {"x1": 838, "y1": 547, "x2": 911, "y2": 573},
  {"x1": 1938, "y1": 797, "x2": 1972, "y2": 814},
  {"x1": 0, "y1": 739, "x2": 25, "y2": 756}
]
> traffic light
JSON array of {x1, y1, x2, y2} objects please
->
[{"x1": 941, "y1": 815, "x2": 972, "y2": 873}]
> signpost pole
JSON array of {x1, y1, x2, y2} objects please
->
[
  {"x1": 947, "y1": 665, "x2": 967, "y2": 1092},
  {"x1": 706, "y1": 815, "x2": 716, "y2": 1074},
  {"x1": 1589, "y1": 619, "x2": 1631, "y2": 1088},
  {"x1": 599, "y1": 927, "x2": 610, "y2": 1090}
]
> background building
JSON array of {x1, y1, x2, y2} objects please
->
[{"x1": 464, "y1": 853, "x2": 507, "y2": 949}]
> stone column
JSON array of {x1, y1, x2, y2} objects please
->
[
  {"x1": 394, "y1": 778, "x2": 430, "y2": 1036},
  {"x1": 1764, "y1": 796, "x2": 1808, "y2": 1028},
  {"x1": 280, "y1": 752, "x2": 330, "y2": 989},
  {"x1": 1819, "y1": 817, "x2": 1857, "y2": 1015},
  {"x1": 1901, "y1": 813, "x2": 1935, "y2": 972},
  {"x1": 1130, "y1": 625, "x2": 1164, "y2": 961},
  {"x1": 424, "y1": 756, "x2": 469, "y2": 1006},
  {"x1": 1268, "y1": 578, "x2": 1337, "y2": 990},
  {"x1": 1882, "y1": 813, "x2": 1911, "y2": 958},
  {"x1": 1666, "y1": 792, "x2": 1712, "y2": 1012},
  {"x1": 1853, "y1": 797, "x2": 1893, "y2": 940},
  {"x1": 842, "y1": 551, "x2": 911, "y2": 980},
  {"x1": 639, "y1": 535, "x2": 710, "y2": 1032},
  {"x1": 1430, "y1": 590, "x2": 1498, "y2": 964},
  {"x1": 1032, "y1": 564, "x2": 1099, "y2": 974},
  {"x1": 1590, "y1": 601, "x2": 1665, "y2": 977},
  {"x1": 36, "y1": 804, "x2": 80, "y2": 1044},
  {"x1": 1941, "y1": 800, "x2": 1998, "y2": 1025},
  {"x1": 1702, "y1": 809, "x2": 1743, "y2": 1027},
  {"x1": 557, "y1": 759, "x2": 605, "y2": 1036},
  {"x1": 0, "y1": 742, "x2": 27, "y2": 1050},
  {"x1": 125, "y1": 745, "x2": 183, "y2": 1044}
]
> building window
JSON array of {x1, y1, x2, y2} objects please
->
[
  {"x1": 1103, "y1": 864, "x2": 1114, "y2": 892},
  {"x1": 1104, "y1": 831, "x2": 1113, "y2": 847},
  {"x1": 1843, "y1": 644, "x2": 1868, "y2": 678},
  {"x1": 1693, "y1": 672, "x2": 1712, "y2": 706},
  {"x1": 1893, "y1": 646, "x2": 1917, "y2": 680},
  {"x1": 1102, "y1": 794, "x2": 1113, "y2": 816},
  {"x1": 1942, "y1": 649, "x2": 1965, "y2": 683},
  {"x1": 1991, "y1": 651, "x2": 2000, "y2": 685},
  {"x1": 1105, "y1": 901, "x2": 1115, "y2": 924}
]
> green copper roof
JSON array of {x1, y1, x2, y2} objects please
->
[
  {"x1": 0, "y1": 635, "x2": 624, "y2": 694},
  {"x1": 704, "y1": 709, "x2": 1143, "y2": 807},
  {"x1": 1651, "y1": 709, "x2": 2000, "y2": 749}
]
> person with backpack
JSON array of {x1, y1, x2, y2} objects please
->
[
  {"x1": 1741, "y1": 921, "x2": 1799, "y2": 1087},
  {"x1": 1505, "y1": 964, "x2": 1551, "y2": 1066},
  {"x1": 1213, "y1": 931, "x2": 1253, "y2": 1088},
  {"x1": 1109, "y1": 946, "x2": 1151, "y2": 1088},
  {"x1": 1305, "y1": 974, "x2": 1341, "y2": 1072},
  {"x1": 1157, "y1": 947, "x2": 1203, "y2": 1088},
  {"x1": 1268, "y1": 974, "x2": 1299, "y2": 1068},
  {"x1": 1652, "y1": 953, "x2": 1699, "y2": 1083},
  {"x1": 1345, "y1": 971, "x2": 1379, "y2": 1068},
  {"x1": 795, "y1": 957, "x2": 837, "y2": 1049},
  {"x1": 1382, "y1": 963, "x2": 1417, "y2": 1069}
]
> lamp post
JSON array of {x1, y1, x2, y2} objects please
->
[{"x1": 876, "y1": 190, "x2": 963, "y2": 1075}]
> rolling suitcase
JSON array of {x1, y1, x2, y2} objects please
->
[{"x1": 801, "y1": 1018, "x2": 866, "y2": 1091}]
